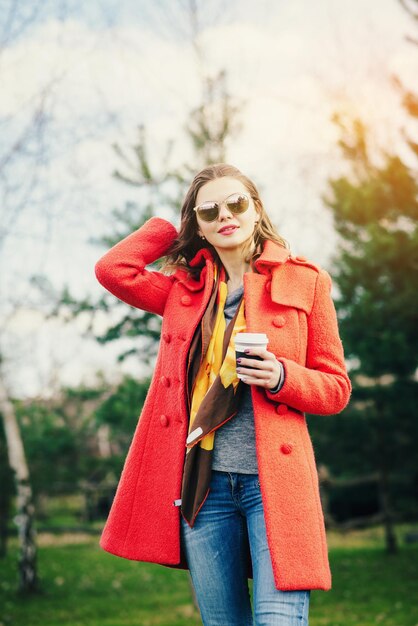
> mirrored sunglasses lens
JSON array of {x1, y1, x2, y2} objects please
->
[
  {"x1": 226, "y1": 194, "x2": 249, "y2": 213},
  {"x1": 198, "y1": 202, "x2": 218, "y2": 221}
]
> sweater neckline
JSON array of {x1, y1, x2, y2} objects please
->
[{"x1": 225, "y1": 283, "x2": 244, "y2": 301}]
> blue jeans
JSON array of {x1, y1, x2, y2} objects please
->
[{"x1": 180, "y1": 470, "x2": 310, "y2": 626}]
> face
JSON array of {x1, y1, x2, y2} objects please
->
[{"x1": 194, "y1": 177, "x2": 259, "y2": 255}]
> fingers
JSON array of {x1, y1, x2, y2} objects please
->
[
  {"x1": 238, "y1": 366, "x2": 271, "y2": 379},
  {"x1": 237, "y1": 359, "x2": 265, "y2": 371},
  {"x1": 240, "y1": 372, "x2": 278, "y2": 388},
  {"x1": 243, "y1": 347, "x2": 271, "y2": 359},
  {"x1": 237, "y1": 349, "x2": 275, "y2": 371},
  {"x1": 237, "y1": 347, "x2": 281, "y2": 389},
  {"x1": 240, "y1": 376, "x2": 269, "y2": 386}
]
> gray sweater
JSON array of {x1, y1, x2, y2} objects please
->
[{"x1": 211, "y1": 285, "x2": 283, "y2": 474}]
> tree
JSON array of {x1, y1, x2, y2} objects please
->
[
  {"x1": 0, "y1": 0, "x2": 242, "y2": 602},
  {"x1": 322, "y1": 112, "x2": 418, "y2": 553},
  {"x1": 0, "y1": 374, "x2": 38, "y2": 592},
  {"x1": 49, "y1": 68, "x2": 243, "y2": 369},
  {"x1": 0, "y1": 420, "x2": 14, "y2": 557},
  {"x1": 0, "y1": 0, "x2": 65, "y2": 593},
  {"x1": 399, "y1": 0, "x2": 418, "y2": 45}
]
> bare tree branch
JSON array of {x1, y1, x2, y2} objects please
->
[{"x1": 399, "y1": 0, "x2": 418, "y2": 21}]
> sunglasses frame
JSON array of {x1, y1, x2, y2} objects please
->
[{"x1": 193, "y1": 192, "x2": 250, "y2": 222}]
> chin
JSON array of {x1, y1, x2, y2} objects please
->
[{"x1": 213, "y1": 239, "x2": 249, "y2": 253}]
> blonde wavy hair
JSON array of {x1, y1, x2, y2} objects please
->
[{"x1": 160, "y1": 163, "x2": 289, "y2": 277}]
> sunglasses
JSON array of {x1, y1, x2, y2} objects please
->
[{"x1": 193, "y1": 192, "x2": 250, "y2": 222}]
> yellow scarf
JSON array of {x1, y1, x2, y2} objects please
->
[{"x1": 188, "y1": 265, "x2": 246, "y2": 452}]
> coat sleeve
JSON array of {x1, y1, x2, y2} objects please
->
[
  {"x1": 94, "y1": 217, "x2": 178, "y2": 316},
  {"x1": 264, "y1": 268, "x2": 352, "y2": 415}
]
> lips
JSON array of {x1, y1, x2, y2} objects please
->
[{"x1": 218, "y1": 225, "x2": 238, "y2": 233}]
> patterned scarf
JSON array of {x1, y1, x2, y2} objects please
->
[{"x1": 180, "y1": 264, "x2": 246, "y2": 527}]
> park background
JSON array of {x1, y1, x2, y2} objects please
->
[{"x1": 1, "y1": 1, "x2": 417, "y2": 624}]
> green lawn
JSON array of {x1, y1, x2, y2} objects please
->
[{"x1": 1, "y1": 532, "x2": 417, "y2": 626}]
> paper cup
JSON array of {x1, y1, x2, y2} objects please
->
[{"x1": 234, "y1": 332, "x2": 268, "y2": 380}]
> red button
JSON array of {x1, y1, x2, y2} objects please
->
[
  {"x1": 265, "y1": 280, "x2": 272, "y2": 292},
  {"x1": 162, "y1": 333, "x2": 171, "y2": 343},
  {"x1": 273, "y1": 315, "x2": 286, "y2": 328},
  {"x1": 280, "y1": 443, "x2": 293, "y2": 454},
  {"x1": 276, "y1": 404, "x2": 288, "y2": 415},
  {"x1": 160, "y1": 376, "x2": 171, "y2": 387},
  {"x1": 181, "y1": 295, "x2": 192, "y2": 306},
  {"x1": 178, "y1": 332, "x2": 187, "y2": 341},
  {"x1": 160, "y1": 414, "x2": 169, "y2": 427}
]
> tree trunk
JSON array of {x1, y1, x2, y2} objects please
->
[
  {"x1": 0, "y1": 379, "x2": 38, "y2": 593},
  {"x1": 378, "y1": 463, "x2": 398, "y2": 554},
  {"x1": 97, "y1": 423, "x2": 112, "y2": 458},
  {"x1": 375, "y1": 399, "x2": 398, "y2": 555}
]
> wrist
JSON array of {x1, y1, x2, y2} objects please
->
[{"x1": 268, "y1": 361, "x2": 284, "y2": 393}]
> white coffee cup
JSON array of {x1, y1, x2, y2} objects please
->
[{"x1": 234, "y1": 332, "x2": 269, "y2": 380}]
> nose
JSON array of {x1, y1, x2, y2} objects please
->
[{"x1": 217, "y1": 200, "x2": 233, "y2": 220}]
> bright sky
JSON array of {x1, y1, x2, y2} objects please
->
[{"x1": 0, "y1": 0, "x2": 417, "y2": 397}]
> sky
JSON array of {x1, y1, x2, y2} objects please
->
[{"x1": 0, "y1": 0, "x2": 417, "y2": 398}]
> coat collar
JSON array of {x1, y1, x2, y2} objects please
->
[
  {"x1": 173, "y1": 247, "x2": 214, "y2": 292},
  {"x1": 176, "y1": 240, "x2": 290, "y2": 291},
  {"x1": 175, "y1": 240, "x2": 315, "y2": 314},
  {"x1": 253, "y1": 239, "x2": 291, "y2": 273}
]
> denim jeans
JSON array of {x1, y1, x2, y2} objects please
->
[{"x1": 180, "y1": 470, "x2": 310, "y2": 626}]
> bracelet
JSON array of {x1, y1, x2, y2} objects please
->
[{"x1": 269, "y1": 361, "x2": 284, "y2": 393}]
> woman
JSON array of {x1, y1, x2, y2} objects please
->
[{"x1": 95, "y1": 163, "x2": 352, "y2": 625}]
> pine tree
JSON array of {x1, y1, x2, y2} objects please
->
[{"x1": 323, "y1": 113, "x2": 418, "y2": 553}]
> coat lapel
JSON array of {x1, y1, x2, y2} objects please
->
[
  {"x1": 270, "y1": 263, "x2": 317, "y2": 314},
  {"x1": 254, "y1": 239, "x2": 316, "y2": 314}
]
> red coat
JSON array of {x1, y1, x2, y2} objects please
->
[{"x1": 95, "y1": 216, "x2": 351, "y2": 591}]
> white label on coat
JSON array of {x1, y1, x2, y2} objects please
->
[
  {"x1": 173, "y1": 499, "x2": 182, "y2": 506},
  {"x1": 186, "y1": 427, "x2": 203, "y2": 445}
]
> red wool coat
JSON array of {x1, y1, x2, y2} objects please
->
[{"x1": 94, "y1": 216, "x2": 352, "y2": 591}]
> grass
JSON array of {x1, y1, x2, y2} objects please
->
[
  {"x1": 0, "y1": 526, "x2": 417, "y2": 626},
  {"x1": 1, "y1": 540, "x2": 198, "y2": 626}
]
